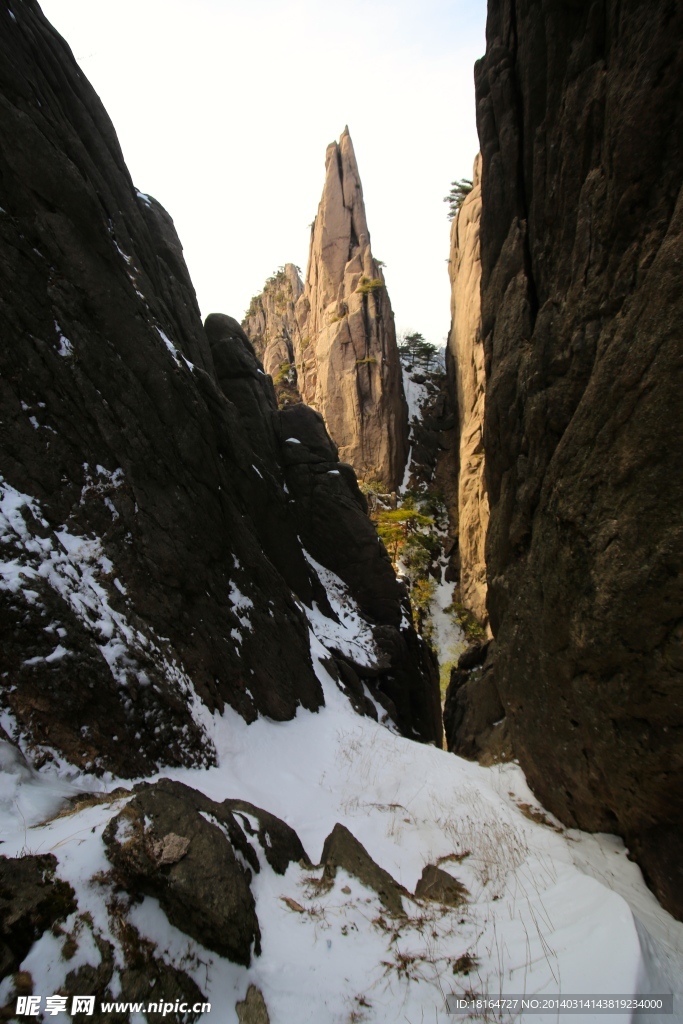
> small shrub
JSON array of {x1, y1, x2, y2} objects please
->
[
  {"x1": 272, "y1": 361, "x2": 292, "y2": 385},
  {"x1": 356, "y1": 277, "x2": 384, "y2": 295},
  {"x1": 444, "y1": 597, "x2": 486, "y2": 643},
  {"x1": 355, "y1": 357, "x2": 377, "y2": 366},
  {"x1": 374, "y1": 506, "x2": 434, "y2": 563},
  {"x1": 444, "y1": 178, "x2": 474, "y2": 220}
]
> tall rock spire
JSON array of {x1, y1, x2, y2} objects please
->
[
  {"x1": 293, "y1": 128, "x2": 409, "y2": 489},
  {"x1": 242, "y1": 130, "x2": 408, "y2": 489}
]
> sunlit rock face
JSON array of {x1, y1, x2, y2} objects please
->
[
  {"x1": 242, "y1": 263, "x2": 304, "y2": 408},
  {"x1": 243, "y1": 130, "x2": 409, "y2": 491},
  {"x1": 476, "y1": 0, "x2": 683, "y2": 917},
  {"x1": 446, "y1": 153, "x2": 489, "y2": 628},
  {"x1": 293, "y1": 128, "x2": 409, "y2": 491},
  {"x1": 0, "y1": 3, "x2": 441, "y2": 776}
]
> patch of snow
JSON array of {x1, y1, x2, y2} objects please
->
[
  {"x1": 303, "y1": 549, "x2": 378, "y2": 670},
  {"x1": 54, "y1": 320, "x2": 73, "y2": 357},
  {"x1": 80, "y1": 464, "x2": 124, "y2": 512},
  {"x1": 429, "y1": 560, "x2": 465, "y2": 669},
  {"x1": 0, "y1": 477, "x2": 211, "y2": 755},
  {"x1": 285, "y1": 437, "x2": 301, "y2": 444},
  {"x1": 229, "y1": 581, "x2": 254, "y2": 635},
  {"x1": 156, "y1": 325, "x2": 179, "y2": 360},
  {"x1": 155, "y1": 325, "x2": 194, "y2": 372},
  {"x1": 23, "y1": 644, "x2": 68, "y2": 666},
  {"x1": 135, "y1": 189, "x2": 152, "y2": 207},
  {"x1": 399, "y1": 357, "x2": 433, "y2": 493}
]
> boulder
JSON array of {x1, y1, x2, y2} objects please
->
[
  {"x1": 414, "y1": 865, "x2": 469, "y2": 907},
  {"x1": 103, "y1": 779, "x2": 313, "y2": 965},
  {"x1": 236, "y1": 986, "x2": 270, "y2": 1024},
  {"x1": 320, "y1": 824, "x2": 408, "y2": 918},
  {"x1": 0, "y1": 855, "x2": 76, "y2": 979}
]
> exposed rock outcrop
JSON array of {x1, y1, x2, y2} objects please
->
[
  {"x1": 242, "y1": 263, "x2": 303, "y2": 406},
  {"x1": 0, "y1": 0, "x2": 441, "y2": 778},
  {"x1": 446, "y1": 154, "x2": 489, "y2": 626},
  {"x1": 320, "y1": 823, "x2": 408, "y2": 917},
  {"x1": 253, "y1": 129, "x2": 409, "y2": 490},
  {"x1": 443, "y1": 641, "x2": 512, "y2": 765},
  {"x1": 236, "y1": 986, "x2": 270, "y2": 1024},
  {"x1": 413, "y1": 864, "x2": 469, "y2": 908},
  {"x1": 103, "y1": 779, "x2": 310, "y2": 966},
  {"x1": 0, "y1": 855, "x2": 76, "y2": 979},
  {"x1": 474, "y1": 0, "x2": 683, "y2": 917}
]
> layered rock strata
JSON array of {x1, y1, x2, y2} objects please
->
[
  {"x1": 0, "y1": 0, "x2": 441, "y2": 778},
  {"x1": 472, "y1": 0, "x2": 683, "y2": 917},
  {"x1": 245, "y1": 129, "x2": 409, "y2": 490},
  {"x1": 446, "y1": 154, "x2": 489, "y2": 626}
]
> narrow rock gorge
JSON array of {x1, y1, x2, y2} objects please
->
[
  {"x1": 1, "y1": 0, "x2": 682, "y2": 1018},
  {"x1": 467, "y1": 0, "x2": 683, "y2": 918},
  {"x1": 243, "y1": 129, "x2": 409, "y2": 491}
]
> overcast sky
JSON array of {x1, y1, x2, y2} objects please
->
[{"x1": 39, "y1": 0, "x2": 488, "y2": 347}]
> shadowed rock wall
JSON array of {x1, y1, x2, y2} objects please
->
[
  {"x1": 475, "y1": 0, "x2": 683, "y2": 916},
  {"x1": 0, "y1": 1, "x2": 441, "y2": 773}
]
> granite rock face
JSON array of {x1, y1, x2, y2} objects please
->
[
  {"x1": 242, "y1": 263, "x2": 304, "y2": 407},
  {"x1": 446, "y1": 154, "x2": 489, "y2": 627},
  {"x1": 292, "y1": 129, "x2": 409, "y2": 490},
  {"x1": 0, "y1": 1, "x2": 441, "y2": 777},
  {"x1": 475, "y1": 0, "x2": 683, "y2": 917}
]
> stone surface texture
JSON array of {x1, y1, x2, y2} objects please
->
[
  {"x1": 446, "y1": 153, "x2": 489, "y2": 626},
  {"x1": 291, "y1": 128, "x2": 409, "y2": 490},
  {"x1": 475, "y1": 0, "x2": 683, "y2": 917}
]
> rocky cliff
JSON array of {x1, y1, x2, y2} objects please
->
[
  {"x1": 0, "y1": 0, "x2": 441, "y2": 781},
  {"x1": 242, "y1": 263, "x2": 304, "y2": 406},
  {"x1": 446, "y1": 154, "x2": 489, "y2": 627},
  {"x1": 247, "y1": 129, "x2": 409, "y2": 491},
  {"x1": 471, "y1": 0, "x2": 683, "y2": 917}
]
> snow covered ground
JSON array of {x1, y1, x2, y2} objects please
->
[
  {"x1": 2, "y1": 596, "x2": 682, "y2": 1022},
  {"x1": 2, "y1": 370, "x2": 681, "y2": 1022}
]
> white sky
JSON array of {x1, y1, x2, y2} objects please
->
[{"x1": 39, "y1": 0, "x2": 487, "y2": 347}]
